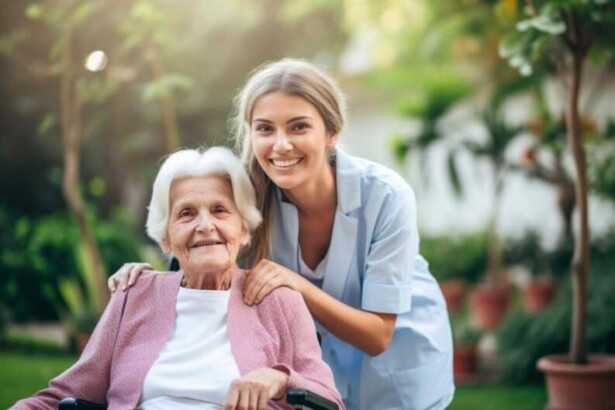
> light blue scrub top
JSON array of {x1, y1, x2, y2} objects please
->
[{"x1": 271, "y1": 148, "x2": 454, "y2": 410}]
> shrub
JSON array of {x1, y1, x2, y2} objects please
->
[
  {"x1": 421, "y1": 232, "x2": 488, "y2": 284},
  {"x1": 497, "y1": 234, "x2": 615, "y2": 383},
  {"x1": 0, "y1": 206, "x2": 146, "y2": 322}
]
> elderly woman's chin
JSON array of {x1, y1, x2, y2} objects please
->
[{"x1": 185, "y1": 248, "x2": 237, "y2": 274}]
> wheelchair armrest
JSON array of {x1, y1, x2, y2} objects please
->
[
  {"x1": 286, "y1": 388, "x2": 339, "y2": 410},
  {"x1": 58, "y1": 398, "x2": 107, "y2": 410},
  {"x1": 59, "y1": 389, "x2": 338, "y2": 410}
]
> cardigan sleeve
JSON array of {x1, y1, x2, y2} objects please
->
[
  {"x1": 270, "y1": 288, "x2": 345, "y2": 410},
  {"x1": 11, "y1": 290, "x2": 127, "y2": 410}
]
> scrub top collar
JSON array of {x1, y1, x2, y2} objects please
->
[{"x1": 273, "y1": 147, "x2": 361, "y2": 302}]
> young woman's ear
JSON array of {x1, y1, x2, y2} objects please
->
[{"x1": 326, "y1": 132, "x2": 339, "y2": 149}]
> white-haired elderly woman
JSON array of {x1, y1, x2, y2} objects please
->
[{"x1": 12, "y1": 147, "x2": 344, "y2": 410}]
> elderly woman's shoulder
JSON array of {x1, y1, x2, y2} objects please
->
[
  {"x1": 127, "y1": 270, "x2": 183, "y2": 293},
  {"x1": 262, "y1": 286, "x2": 306, "y2": 312}
]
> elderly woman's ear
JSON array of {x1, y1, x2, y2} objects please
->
[
  {"x1": 241, "y1": 229, "x2": 251, "y2": 247},
  {"x1": 161, "y1": 235, "x2": 172, "y2": 254}
]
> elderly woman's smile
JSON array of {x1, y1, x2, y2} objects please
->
[{"x1": 163, "y1": 175, "x2": 249, "y2": 288}]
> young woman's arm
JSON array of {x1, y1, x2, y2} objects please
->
[
  {"x1": 244, "y1": 185, "x2": 418, "y2": 357},
  {"x1": 243, "y1": 260, "x2": 396, "y2": 357}
]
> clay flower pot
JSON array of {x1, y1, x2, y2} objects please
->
[
  {"x1": 439, "y1": 280, "x2": 466, "y2": 313},
  {"x1": 537, "y1": 354, "x2": 615, "y2": 410},
  {"x1": 470, "y1": 283, "x2": 511, "y2": 331},
  {"x1": 523, "y1": 277, "x2": 557, "y2": 312},
  {"x1": 454, "y1": 345, "x2": 478, "y2": 380}
]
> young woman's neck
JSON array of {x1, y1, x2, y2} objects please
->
[{"x1": 283, "y1": 163, "x2": 337, "y2": 216}]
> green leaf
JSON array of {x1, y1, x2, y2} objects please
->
[
  {"x1": 25, "y1": 4, "x2": 44, "y2": 20},
  {"x1": 516, "y1": 19, "x2": 534, "y2": 31},
  {"x1": 38, "y1": 114, "x2": 57, "y2": 135},
  {"x1": 531, "y1": 16, "x2": 566, "y2": 35},
  {"x1": 499, "y1": 32, "x2": 523, "y2": 58},
  {"x1": 73, "y1": 2, "x2": 97, "y2": 26},
  {"x1": 446, "y1": 151, "x2": 463, "y2": 198}
]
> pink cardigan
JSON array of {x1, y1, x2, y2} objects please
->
[{"x1": 13, "y1": 270, "x2": 344, "y2": 410}]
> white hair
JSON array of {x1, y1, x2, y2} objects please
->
[{"x1": 146, "y1": 147, "x2": 262, "y2": 249}]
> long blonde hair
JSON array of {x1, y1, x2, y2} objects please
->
[{"x1": 231, "y1": 58, "x2": 347, "y2": 266}]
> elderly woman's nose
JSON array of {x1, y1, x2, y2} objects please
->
[
  {"x1": 273, "y1": 131, "x2": 292, "y2": 152},
  {"x1": 195, "y1": 212, "x2": 215, "y2": 231}
]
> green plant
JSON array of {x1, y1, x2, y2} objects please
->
[
  {"x1": 452, "y1": 321, "x2": 482, "y2": 347},
  {"x1": 497, "y1": 237, "x2": 615, "y2": 383},
  {"x1": 420, "y1": 232, "x2": 488, "y2": 284},
  {"x1": 0, "y1": 207, "x2": 145, "y2": 323},
  {"x1": 500, "y1": 0, "x2": 614, "y2": 365},
  {"x1": 502, "y1": 229, "x2": 549, "y2": 277}
]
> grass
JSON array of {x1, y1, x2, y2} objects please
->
[
  {"x1": 450, "y1": 384, "x2": 547, "y2": 409},
  {"x1": 0, "y1": 351, "x2": 77, "y2": 408},
  {"x1": 0, "y1": 351, "x2": 548, "y2": 409}
]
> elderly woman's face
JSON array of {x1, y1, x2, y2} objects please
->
[{"x1": 163, "y1": 176, "x2": 249, "y2": 275}]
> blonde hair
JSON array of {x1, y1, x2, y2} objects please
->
[
  {"x1": 146, "y1": 147, "x2": 262, "y2": 251},
  {"x1": 231, "y1": 58, "x2": 346, "y2": 265}
]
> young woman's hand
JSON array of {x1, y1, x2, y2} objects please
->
[
  {"x1": 224, "y1": 367, "x2": 289, "y2": 410},
  {"x1": 107, "y1": 263, "x2": 152, "y2": 292},
  {"x1": 243, "y1": 259, "x2": 308, "y2": 305}
]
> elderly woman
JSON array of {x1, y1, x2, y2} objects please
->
[{"x1": 12, "y1": 147, "x2": 343, "y2": 410}]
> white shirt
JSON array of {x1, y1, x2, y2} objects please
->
[{"x1": 138, "y1": 287, "x2": 240, "y2": 410}]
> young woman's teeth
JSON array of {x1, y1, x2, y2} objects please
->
[{"x1": 272, "y1": 158, "x2": 301, "y2": 168}]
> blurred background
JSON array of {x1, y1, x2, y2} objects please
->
[{"x1": 1, "y1": 0, "x2": 614, "y2": 408}]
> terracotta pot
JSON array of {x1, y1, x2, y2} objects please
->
[
  {"x1": 537, "y1": 354, "x2": 615, "y2": 410},
  {"x1": 76, "y1": 333, "x2": 91, "y2": 354},
  {"x1": 524, "y1": 278, "x2": 557, "y2": 312},
  {"x1": 470, "y1": 283, "x2": 511, "y2": 331},
  {"x1": 454, "y1": 345, "x2": 478, "y2": 378},
  {"x1": 440, "y1": 280, "x2": 466, "y2": 313}
]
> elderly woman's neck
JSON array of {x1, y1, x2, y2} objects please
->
[{"x1": 182, "y1": 268, "x2": 234, "y2": 291}]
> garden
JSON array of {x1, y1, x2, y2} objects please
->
[{"x1": 1, "y1": 1, "x2": 614, "y2": 409}]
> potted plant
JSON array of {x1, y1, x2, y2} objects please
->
[
  {"x1": 465, "y1": 106, "x2": 520, "y2": 331},
  {"x1": 69, "y1": 309, "x2": 99, "y2": 354},
  {"x1": 452, "y1": 320, "x2": 482, "y2": 384},
  {"x1": 420, "y1": 233, "x2": 487, "y2": 313},
  {"x1": 503, "y1": 230, "x2": 557, "y2": 313},
  {"x1": 501, "y1": 2, "x2": 615, "y2": 408}
]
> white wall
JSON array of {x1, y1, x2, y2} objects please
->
[{"x1": 339, "y1": 90, "x2": 615, "y2": 249}]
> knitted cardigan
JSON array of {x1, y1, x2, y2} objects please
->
[{"x1": 12, "y1": 270, "x2": 344, "y2": 410}]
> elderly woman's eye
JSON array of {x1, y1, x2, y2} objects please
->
[
  {"x1": 213, "y1": 206, "x2": 227, "y2": 214},
  {"x1": 179, "y1": 209, "x2": 193, "y2": 218}
]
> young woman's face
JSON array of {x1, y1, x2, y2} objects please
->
[{"x1": 250, "y1": 92, "x2": 337, "y2": 192}]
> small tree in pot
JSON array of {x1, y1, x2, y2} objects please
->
[{"x1": 500, "y1": 1, "x2": 615, "y2": 408}]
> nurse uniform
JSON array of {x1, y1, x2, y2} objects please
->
[{"x1": 271, "y1": 148, "x2": 454, "y2": 410}]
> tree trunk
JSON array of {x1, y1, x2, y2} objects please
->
[
  {"x1": 147, "y1": 45, "x2": 180, "y2": 153},
  {"x1": 567, "y1": 45, "x2": 590, "y2": 366},
  {"x1": 59, "y1": 29, "x2": 108, "y2": 315}
]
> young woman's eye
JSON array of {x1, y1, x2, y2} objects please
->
[
  {"x1": 254, "y1": 124, "x2": 272, "y2": 133},
  {"x1": 292, "y1": 122, "x2": 309, "y2": 131}
]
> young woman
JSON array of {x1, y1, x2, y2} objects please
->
[{"x1": 110, "y1": 59, "x2": 454, "y2": 410}]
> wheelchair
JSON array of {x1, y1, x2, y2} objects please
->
[{"x1": 58, "y1": 388, "x2": 338, "y2": 409}]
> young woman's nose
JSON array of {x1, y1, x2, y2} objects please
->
[{"x1": 273, "y1": 131, "x2": 292, "y2": 153}]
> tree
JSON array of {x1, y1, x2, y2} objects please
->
[{"x1": 500, "y1": 0, "x2": 615, "y2": 365}]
